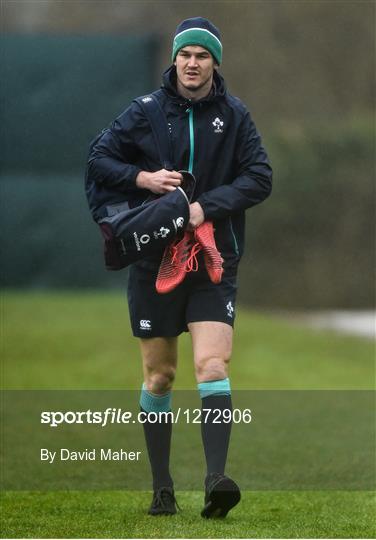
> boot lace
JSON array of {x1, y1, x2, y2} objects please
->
[
  {"x1": 170, "y1": 238, "x2": 202, "y2": 273},
  {"x1": 185, "y1": 242, "x2": 202, "y2": 272},
  {"x1": 153, "y1": 488, "x2": 181, "y2": 510}
]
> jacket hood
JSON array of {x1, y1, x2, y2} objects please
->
[{"x1": 161, "y1": 65, "x2": 226, "y2": 104}]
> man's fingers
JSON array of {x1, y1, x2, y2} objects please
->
[
  {"x1": 166, "y1": 170, "x2": 183, "y2": 180},
  {"x1": 147, "y1": 170, "x2": 182, "y2": 193},
  {"x1": 164, "y1": 177, "x2": 181, "y2": 186}
]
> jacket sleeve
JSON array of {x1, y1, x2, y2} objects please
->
[
  {"x1": 196, "y1": 111, "x2": 272, "y2": 219},
  {"x1": 86, "y1": 104, "x2": 144, "y2": 193}
]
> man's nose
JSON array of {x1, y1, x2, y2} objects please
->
[{"x1": 187, "y1": 56, "x2": 198, "y2": 67}]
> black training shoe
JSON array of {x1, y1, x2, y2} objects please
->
[
  {"x1": 148, "y1": 487, "x2": 179, "y2": 516},
  {"x1": 201, "y1": 473, "x2": 241, "y2": 518}
]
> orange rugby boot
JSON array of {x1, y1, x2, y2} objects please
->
[
  {"x1": 194, "y1": 221, "x2": 223, "y2": 284},
  {"x1": 156, "y1": 231, "x2": 202, "y2": 294}
]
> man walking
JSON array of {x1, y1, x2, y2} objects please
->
[{"x1": 87, "y1": 17, "x2": 272, "y2": 518}]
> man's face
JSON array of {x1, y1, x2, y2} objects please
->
[{"x1": 174, "y1": 45, "x2": 216, "y2": 92}]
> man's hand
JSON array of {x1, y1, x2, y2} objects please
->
[
  {"x1": 188, "y1": 202, "x2": 205, "y2": 230},
  {"x1": 136, "y1": 169, "x2": 182, "y2": 194}
]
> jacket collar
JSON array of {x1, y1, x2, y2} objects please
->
[{"x1": 161, "y1": 65, "x2": 226, "y2": 106}]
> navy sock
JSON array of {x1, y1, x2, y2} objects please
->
[
  {"x1": 198, "y1": 379, "x2": 232, "y2": 476},
  {"x1": 140, "y1": 385, "x2": 173, "y2": 490}
]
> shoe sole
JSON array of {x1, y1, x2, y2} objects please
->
[{"x1": 201, "y1": 477, "x2": 241, "y2": 519}]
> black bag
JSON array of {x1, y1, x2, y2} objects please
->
[
  {"x1": 86, "y1": 94, "x2": 195, "y2": 270},
  {"x1": 99, "y1": 184, "x2": 192, "y2": 270}
]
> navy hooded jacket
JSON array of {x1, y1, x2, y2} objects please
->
[{"x1": 86, "y1": 65, "x2": 272, "y2": 272}]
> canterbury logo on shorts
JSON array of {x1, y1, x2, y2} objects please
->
[{"x1": 139, "y1": 319, "x2": 152, "y2": 330}]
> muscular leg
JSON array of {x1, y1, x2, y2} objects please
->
[
  {"x1": 140, "y1": 337, "x2": 177, "y2": 394},
  {"x1": 189, "y1": 321, "x2": 233, "y2": 476},
  {"x1": 139, "y1": 337, "x2": 177, "y2": 490},
  {"x1": 189, "y1": 321, "x2": 232, "y2": 383}
]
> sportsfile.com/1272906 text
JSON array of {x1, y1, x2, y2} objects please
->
[{"x1": 40, "y1": 408, "x2": 252, "y2": 427}]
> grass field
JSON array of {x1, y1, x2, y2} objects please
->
[{"x1": 1, "y1": 291, "x2": 375, "y2": 538}]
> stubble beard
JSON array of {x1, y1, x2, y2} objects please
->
[{"x1": 182, "y1": 73, "x2": 212, "y2": 92}]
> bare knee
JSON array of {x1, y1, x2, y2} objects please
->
[
  {"x1": 195, "y1": 354, "x2": 230, "y2": 383},
  {"x1": 140, "y1": 337, "x2": 177, "y2": 394},
  {"x1": 145, "y1": 367, "x2": 176, "y2": 394}
]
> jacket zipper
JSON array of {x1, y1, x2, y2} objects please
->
[
  {"x1": 187, "y1": 105, "x2": 239, "y2": 257},
  {"x1": 229, "y1": 217, "x2": 240, "y2": 257},
  {"x1": 187, "y1": 107, "x2": 195, "y2": 173}
]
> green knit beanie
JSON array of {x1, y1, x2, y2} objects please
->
[{"x1": 172, "y1": 17, "x2": 223, "y2": 65}]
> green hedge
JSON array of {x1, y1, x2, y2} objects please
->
[{"x1": 239, "y1": 117, "x2": 374, "y2": 308}]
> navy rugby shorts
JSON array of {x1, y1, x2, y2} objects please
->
[{"x1": 127, "y1": 258, "x2": 238, "y2": 338}]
